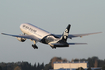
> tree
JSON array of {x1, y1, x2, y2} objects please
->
[
  {"x1": 33, "y1": 63, "x2": 37, "y2": 70},
  {"x1": 40, "y1": 62, "x2": 44, "y2": 70},
  {"x1": 76, "y1": 67, "x2": 84, "y2": 70},
  {"x1": 102, "y1": 65, "x2": 105, "y2": 70},
  {"x1": 87, "y1": 67, "x2": 91, "y2": 70},
  {"x1": 14, "y1": 66, "x2": 21, "y2": 70},
  {"x1": 0, "y1": 66, "x2": 2, "y2": 70},
  {"x1": 43, "y1": 64, "x2": 52, "y2": 70},
  {"x1": 94, "y1": 59, "x2": 98, "y2": 68}
]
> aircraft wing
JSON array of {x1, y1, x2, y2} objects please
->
[
  {"x1": 1, "y1": 33, "x2": 40, "y2": 42},
  {"x1": 55, "y1": 32, "x2": 102, "y2": 39}
]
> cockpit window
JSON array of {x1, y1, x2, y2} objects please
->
[{"x1": 23, "y1": 25, "x2": 25, "y2": 27}]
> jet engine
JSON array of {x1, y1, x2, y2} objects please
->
[{"x1": 17, "y1": 37, "x2": 26, "y2": 42}]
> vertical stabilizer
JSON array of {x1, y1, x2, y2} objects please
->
[{"x1": 60, "y1": 24, "x2": 71, "y2": 41}]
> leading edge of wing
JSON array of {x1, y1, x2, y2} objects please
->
[
  {"x1": 55, "y1": 32, "x2": 102, "y2": 39},
  {"x1": 1, "y1": 33, "x2": 40, "y2": 41},
  {"x1": 69, "y1": 32, "x2": 102, "y2": 38}
]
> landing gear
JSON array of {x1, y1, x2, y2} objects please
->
[
  {"x1": 32, "y1": 44, "x2": 38, "y2": 49},
  {"x1": 31, "y1": 40, "x2": 38, "y2": 49},
  {"x1": 51, "y1": 46, "x2": 56, "y2": 49},
  {"x1": 52, "y1": 47, "x2": 56, "y2": 49}
]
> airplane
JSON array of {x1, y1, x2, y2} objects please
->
[{"x1": 1, "y1": 23, "x2": 102, "y2": 49}]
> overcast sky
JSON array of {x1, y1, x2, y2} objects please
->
[{"x1": 0, "y1": 0, "x2": 105, "y2": 65}]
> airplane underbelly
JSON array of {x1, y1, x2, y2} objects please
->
[
  {"x1": 40, "y1": 35, "x2": 59, "y2": 44},
  {"x1": 48, "y1": 40, "x2": 69, "y2": 47},
  {"x1": 40, "y1": 37, "x2": 53, "y2": 44},
  {"x1": 49, "y1": 43, "x2": 69, "y2": 47}
]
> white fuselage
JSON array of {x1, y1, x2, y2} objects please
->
[
  {"x1": 20, "y1": 23, "x2": 51, "y2": 40},
  {"x1": 19, "y1": 23, "x2": 69, "y2": 48}
]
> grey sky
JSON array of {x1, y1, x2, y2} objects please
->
[{"x1": 0, "y1": 0, "x2": 105, "y2": 64}]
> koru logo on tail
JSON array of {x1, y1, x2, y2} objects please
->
[{"x1": 64, "y1": 29, "x2": 69, "y2": 39}]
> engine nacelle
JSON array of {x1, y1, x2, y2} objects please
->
[{"x1": 17, "y1": 37, "x2": 26, "y2": 42}]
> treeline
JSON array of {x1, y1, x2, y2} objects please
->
[
  {"x1": 0, "y1": 56, "x2": 105, "y2": 70},
  {"x1": 0, "y1": 62, "x2": 44, "y2": 70}
]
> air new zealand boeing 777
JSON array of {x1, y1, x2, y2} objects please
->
[{"x1": 1, "y1": 23, "x2": 102, "y2": 49}]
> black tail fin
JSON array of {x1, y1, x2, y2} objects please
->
[{"x1": 60, "y1": 24, "x2": 71, "y2": 41}]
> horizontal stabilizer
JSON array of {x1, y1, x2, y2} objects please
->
[{"x1": 68, "y1": 43, "x2": 87, "y2": 45}]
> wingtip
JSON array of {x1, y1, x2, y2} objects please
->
[
  {"x1": 96, "y1": 32, "x2": 103, "y2": 34},
  {"x1": 1, "y1": 33, "x2": 6, "y2": 35},
  {"x1": 1, "y1": 33, "x2": 3, "y2": 34}
]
